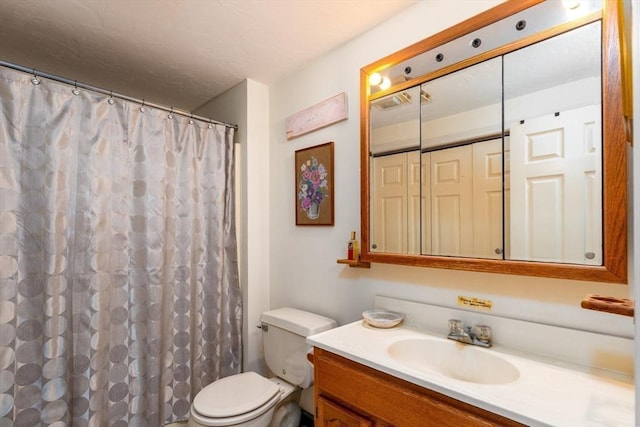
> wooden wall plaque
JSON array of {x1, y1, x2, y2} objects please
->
[{"x1": 286, "y1": 92, "x2": 348, "y2": 140}]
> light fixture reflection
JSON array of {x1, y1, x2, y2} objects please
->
[
  {"x1": 369, "y1": 72, "x2": 382, "y2": 86},
  {"x1": 379, "y1": 77, "x2": 391, "y2": 91}
]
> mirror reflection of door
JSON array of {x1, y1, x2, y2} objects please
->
[
  {"x1": 504, "y1": 22, "x2": 602, "y2": 265},
  {"x1": 370, "y1": 86, "x2": 421, "y2": 254},
  {"x1": 369, "y1": 21, "x2": 602, "y2": 266},
  {"x1": 370, "y1": 59, "x2": 504, "y2": 258},
  {"x1": 420, "y1": 57, "x2": 503, "y2": 258},
  {"x1": 472, "y1": 137, "x2": 509, "y2": 260}
]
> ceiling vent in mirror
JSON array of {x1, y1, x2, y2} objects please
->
[{"x1": 372, "y1": 92, "x2": 412, "y2": 110}]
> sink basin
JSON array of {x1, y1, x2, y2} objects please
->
[{"x1": 387, "y1": 338, "x2": 520, "y2": 385}]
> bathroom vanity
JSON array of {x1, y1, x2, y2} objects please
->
[
  {"x1": 307, "y1": 297, "x2": 634, "y2": 426},
  {"x1": 313, "y1": 347, "x2": 522, "y2": 426}
]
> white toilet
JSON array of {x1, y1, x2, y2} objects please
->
[{"x1": 188, "y1": 308, "x2": 336, "y2": 427}]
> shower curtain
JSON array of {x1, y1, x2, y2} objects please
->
[{"x1": 0, "y1": 67, "x2": 242, "y2": 426}]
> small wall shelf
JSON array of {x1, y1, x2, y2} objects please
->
[
  {"x1": 581, "y1": 294, "x2": 634, "y2": 317},
  {"x1": 337, "y1": 258, "x2": 371, "y2": 268}
]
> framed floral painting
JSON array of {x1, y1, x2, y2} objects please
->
[{"x1": 295, "y1": 142, "x2": 334, "y2": 226}]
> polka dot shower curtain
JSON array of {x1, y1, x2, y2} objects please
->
[{"x1": 0, "y1": 66, "x2": 242, "y2": 426}]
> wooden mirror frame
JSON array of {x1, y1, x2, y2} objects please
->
[{"x1": 359, "y1": 0, "x2": 627, "y2": 283}]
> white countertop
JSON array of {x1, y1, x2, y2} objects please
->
[{"x1": 308, "y1": 320, "x2": 634, "y2": 427}]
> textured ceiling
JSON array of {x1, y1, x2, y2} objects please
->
[{"x1": 0, "y1": 0, "x2": 417, "y2": 112}]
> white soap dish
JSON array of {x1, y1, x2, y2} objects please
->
[{"x1": 362, "y1": 309, "x2": 404, "y2": 328}]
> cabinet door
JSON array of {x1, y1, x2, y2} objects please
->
[
  {"x1": 317, "y1": 396, "x2": 374, "y2": 427},
  {"x1": 509, "y1": 105, "x2": 602, "y2": 264}
]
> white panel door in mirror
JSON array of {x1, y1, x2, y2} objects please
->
[{"x1": 509, "y1": 105, "x2": 602, "y2": 265}]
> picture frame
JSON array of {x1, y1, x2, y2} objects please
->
[{"x1": 295, "y1": 142, "x2": 334, "y2": 226}]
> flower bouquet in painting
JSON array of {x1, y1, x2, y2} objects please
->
[{"x1": 298, "y1": 156, "x2": 328, "y2": 219}]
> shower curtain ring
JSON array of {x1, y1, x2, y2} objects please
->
[
  {"x1": 168, "y1": 107, "x2": 174, "y2": 120},
  {"x1": 208, "y1": 119, "x2": 213, "y2": 129},
  {"x1": 72, "y1": 80, "x2": 80, "y2": 96},
  {"x1": 108, "y1": 90, "x2": 115, "y2": 105},
  {"x1": 31, "y1": 68, "x2": 41, "y2": 85},
  {"x1": 189, "y1": 114, "x2": 194, "y2": 125},
  {"x1": 140, "y1": 99, "x2": 146, "y2": 113}
]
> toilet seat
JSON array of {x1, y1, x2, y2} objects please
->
[{"x1": 191, "y1": 372, "x2": 282, "y2": 426}]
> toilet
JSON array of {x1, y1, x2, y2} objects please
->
[{"x1": 189, "y1": 308, "x2": 337, "y2": 427}]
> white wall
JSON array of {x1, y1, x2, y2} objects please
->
[
  {"x1": 267, "y1": 0, "x2": 633, "y2": 340},
  {"x1": 196, "y1": 79, "x2": 271, "y2": 374}
]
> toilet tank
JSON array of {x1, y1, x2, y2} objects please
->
[{"x1": 260, "y1": 308, "x2": 336, "y2": 389}]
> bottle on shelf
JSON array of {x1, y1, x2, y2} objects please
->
[{"x1": 348, "y1": 231, "x2": 359, "y2": 261}]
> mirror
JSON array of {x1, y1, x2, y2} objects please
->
[
  {"x1": 505, "y1": 22, "x2": 602, "y2": 265},
  {"x1": 362, "y1": 0, "x2": 627, "y2": 282},
  {"x1": 370, "y1": 86, "x2": 422, "y2": 254},
  {"x1": 419, "y1": 57, "x2": 503, "y2": 259}
]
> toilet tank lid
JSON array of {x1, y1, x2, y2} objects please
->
[{"x1": 260, "y1": 308, "x2": 337, "y2": 336}]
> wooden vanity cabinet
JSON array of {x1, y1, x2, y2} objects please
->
[
  {"x1": 312, "y1": 348, "x2": 524, "y2": 427},
  {"x1": 317, "y1": 397, "x2": 375, "y2": 427}
]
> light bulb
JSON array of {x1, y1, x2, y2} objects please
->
[
  {"x1": 369, "y1": 72, "x2": 382, "y2": 87},
  {"x1": 379, "y1": 77, "x2": 391, "y2": 91}
]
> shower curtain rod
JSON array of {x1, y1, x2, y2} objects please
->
[{"x1": 0, "y1": 60, "x2": 239, "y2": 130}]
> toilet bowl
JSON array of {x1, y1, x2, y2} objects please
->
[
  {"x1": 188, "y1": 308, "x2": 336, "y2": 427},
  {"x1": 188, "y1": 373, "x2": 299, "y2": 427}
]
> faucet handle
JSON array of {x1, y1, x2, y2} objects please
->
[
  {"x1": 448, "y1": 319, "x2": 463, "y2": 334},
  {"x1": 474, "y1": 324, "x2": 492, "y2": 342}
]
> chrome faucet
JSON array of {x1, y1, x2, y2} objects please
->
[{"x1": 447, "y1": 319, "x2": 492, "y2": 348}]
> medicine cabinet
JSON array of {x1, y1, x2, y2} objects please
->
[{"x1": 360, "y1": 0, "x2": 629, "y2": 282}]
